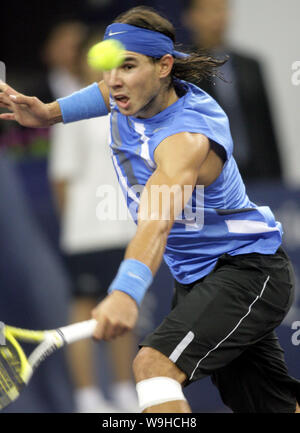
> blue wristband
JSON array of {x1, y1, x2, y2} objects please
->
[
  {"x1": 57, "y1": 82, "x2": 108, "y2": 123},
  {"x1": 108, "y1": 259, "x2": 153, "y2": 306}
]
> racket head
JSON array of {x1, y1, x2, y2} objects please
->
[
  {"x1": 0, "y1": 319, "x2": 94, "y2": 410},
  {"x1": 0, "y1": 326, "x2": 32, "y2": 410}
]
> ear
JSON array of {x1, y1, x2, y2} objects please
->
[{"x1": 158, "y1": 54, "x2": 174, "y2": 79}]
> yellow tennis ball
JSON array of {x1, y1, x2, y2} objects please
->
[{"x1": 87, "y1": 39, "x2": 125, "y2": 71}]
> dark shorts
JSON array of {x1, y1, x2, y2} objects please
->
[
  {"x1": 140, "y1": 247, "x2": 300, "y2": 412},
  {"x1": 63, "y1": 248, "x2": 125, "y2": 299}
]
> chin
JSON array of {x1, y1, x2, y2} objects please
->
[
  {"x1": 118, "y1": 101, "x2": 148, "y2": 118},
  {"x1": 117, "y1": 104, "x2": 133, "y2": 115},
  {"x1": 121, "y1": 107, "x2": 139, "y2": 117}
]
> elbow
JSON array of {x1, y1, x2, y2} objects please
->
[{"x1": 137, "y1": 217, "x2": 172, "y2": 241}]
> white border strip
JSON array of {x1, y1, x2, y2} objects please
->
[{"x1": 189, "y1": 275, "x2": 270, "y2": 380}]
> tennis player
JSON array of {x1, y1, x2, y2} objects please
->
[{"x1": 1, "y1": 6, "x2": 299, "y2": 414}]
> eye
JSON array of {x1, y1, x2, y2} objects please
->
[{"x1": 122, "y1": 64, "x2": 135, "y2": 71}]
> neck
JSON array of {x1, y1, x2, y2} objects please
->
[{"x1": 137, "y1": 84, "x2": 179, "y2": 119}]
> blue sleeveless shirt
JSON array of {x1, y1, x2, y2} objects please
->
[{"x1": 109, "y1": 79, "x2": 282, "y2": 284}]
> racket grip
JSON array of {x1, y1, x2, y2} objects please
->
[{"x1": 58, "y1": 319, "x2": 97, "y2": 344}]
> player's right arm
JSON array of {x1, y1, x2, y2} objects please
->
[
  {"x1": 0, "y1": 80, "x2": 110, "y2": 128},
  {"x1": 0, "y1": 81, "x2": 61, "y2": 127}
]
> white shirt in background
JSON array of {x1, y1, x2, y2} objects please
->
[{"x1": 49, "y1": 115, "x2": 136, "y2": 254}]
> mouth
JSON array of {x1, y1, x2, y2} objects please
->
[{"x1": 113, "y1": 94, "x2": 130, "y2": 110}]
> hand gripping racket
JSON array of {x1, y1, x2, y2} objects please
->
[{"x1": 0, "y1": 319, "x2": 97, "y2": 410}]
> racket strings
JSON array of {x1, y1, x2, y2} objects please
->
[
  {"x1": 0, "y1": 320, "x2": 94, "y2": 410},
  {"x1": 0, "y1": 360, "x2": 15, "y2": 392},
  {"x1": 0, "y1": 343, "x2": 24, "y2": 386},
  {"x1": 0, "y1": 342, "x2": 24, "y2": 409}
]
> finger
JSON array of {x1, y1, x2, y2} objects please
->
[
  {"x1": 92, "y1": 317, "x2": 106, "y2": 340},
  {"x1": 0, "y1": 113, "x2": 16, "y2": 121},
  {"x1": 0, "y1": 82, "x2": 7, "y2": 92},
  {"x1": 0, "y1": 82, "x2": 19, "y2": 96},
  {"x1": 102, "y1": 326, "x2": 117, "y2": 341},
  {"x1": 100, "y1": 318, "x2": 115, "y2": 341},
  {"x1": 0, "y1": 93, "x2": 13, "y2": 106},
  {"x1": 97, "y1": 318, "x2": 121, "y2": 341},
  {"x1": 93, "y1": 326, "x2": 103, "y2": 340},
  {"x1": 103, "y1": 323, "x2": 127, "y2": 341},
  {"x1": 91, "y1": 309, "x2": 103, "y2": 340},
  {"x1": 9, "y1": 94, "x2": 33, "y2": 106},
  {"x1": 0, "y1": 101, "x2": 10, "y2": 108},
  {"x1": 111, "y1": 326, "x2": 128, "y2": 340}
]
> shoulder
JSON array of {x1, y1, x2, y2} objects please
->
[
  {"x1": 154, "y1": 132, "x2": 210, "y2": 170},
  {"x1": 181, "y1": 82, "x2": 226, "y2": 122},
  {"x1": 154, "y1": 83, "x2": 230, "y2": 152}
]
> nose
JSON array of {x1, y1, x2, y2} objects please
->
[{"x1": 104, "y1": 68, "x2": 122, "y2": 88}]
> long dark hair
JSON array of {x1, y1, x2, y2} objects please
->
[{"x1": 113, "y1": 6, "x2": 226, "y2": 86}]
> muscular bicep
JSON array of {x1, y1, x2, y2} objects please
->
[{"x1": 137, "y1": 132, "x2": 210, "y2": 231}]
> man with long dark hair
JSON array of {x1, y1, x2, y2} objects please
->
[
  {"x1": 0, "y1": 6, "x2": 299, "y2": 414},
  {"x1": 181, "y1": 0, "x2": 282, "y2": 182}
]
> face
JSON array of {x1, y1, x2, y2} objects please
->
[
  {"x1": 44, "y1": 23, "x2": 86, "y2": 72},
  {"x1": 103, "y1": 51, "x2": 167, "y2": 118},
  {"x1": 184, "y1": 0, "x2": 229, "y2": 49}
]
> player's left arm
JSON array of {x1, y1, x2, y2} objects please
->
[{"x1": 92, "y1": 132, "x2": 210, "y2": 341}]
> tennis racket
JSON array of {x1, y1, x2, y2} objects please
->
[{"x1": 0, "y1": 318, "x2": 97, "y2": 410}]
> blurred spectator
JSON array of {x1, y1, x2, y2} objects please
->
[
  {"x1": 0, "y1": 21, "x2": 88, "y2": 162},
  {"x1": 48, "y1": 30, "x2": 138, "y2": 413},
  {"x1": 36, "y1": 20, "x2": 88, "y2": 102},
  {"x1": 181, "y1": 0, "x2": 283, "y2": 182}
]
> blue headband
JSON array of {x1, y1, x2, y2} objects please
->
[{"x1": 103, "y1": 23, "x2": 188, "y2": 59}]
